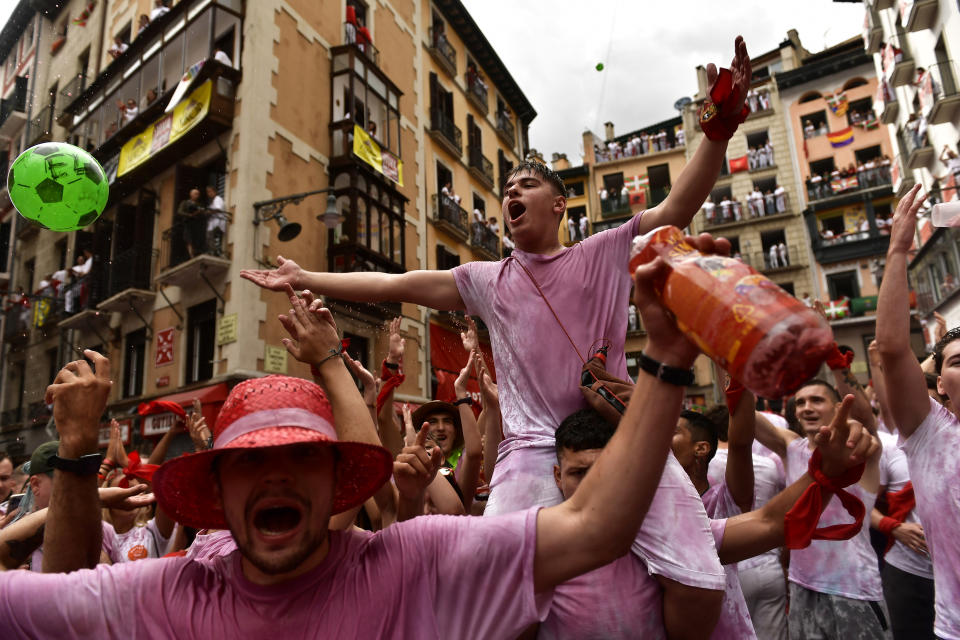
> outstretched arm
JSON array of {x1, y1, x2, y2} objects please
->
[
  {"x1": 725, "y1": 385, "x2": 756, "y2": 513},
  {"x1": 241, "y1": 257, "x2": 465, "y2": 311},
  {"x1": 534, "y1": 235, "x2": 728, "y2": 593},
  {"x1": 876, "y1": 185, "x2": 931, "y2": 439},
  {"x1": 639, "y1": 37, "x2": 750, "y2": 234},
  {"x1": 753, "y1": 411, "x2": 799, "y2": 461},
  {"x1": 719, "y1": 396, "x2": 877, "y2": 564}
]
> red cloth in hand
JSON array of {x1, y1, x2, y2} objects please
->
[
  {"x1": 376, "y1": 373, "x2": 405, "y2": 415},
  {"x1": 137, "y1": 400, "x2": 186, "y2": 418},
  {"x1": 783, "y1": 448, "x2": 866, "y2": 549},
  {"x1": 825, "y1": 343, "x2": 855, "y2": 371},
  {"x1": 725, "y1": 377, "x2": 746, "y2": 412},
  {"x1": 878, "y1": 481, "x2": 915, "y2": 553},
  {"x1": 122, "y1": 451, "x2": 160, "y2": 484},
  {"x1": 698, "y1": 67, "x2": 749, "y2": 141}
]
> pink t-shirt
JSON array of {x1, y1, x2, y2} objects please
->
[
  {"x1": 702, "y1": 482, "x2": 757, "y2": 640},
  {"x1": 102, "y1": 518, "x2": 171, "y2": 563},
  {"x1": 900, "y1": 397, "x2": 960, "y2": 639},
  {"x1": 185, "y1": 529, "x2": 237, "y2": 561},
  {"x1": 30, "y1": 521, "x2": 114, "y2": 572},
  {"x1": 785, "y1": 438, "x2": 882, "y2": 600},
  {"x1": 0, "y1": 509, "x2": 552, "y2": 638},
  {"x1": 877, "y1": 431, "x2": 933, "y2": 580},
  {"x1": 452, "y1": 212, "x2": 642, "y2": 450},
  {"x1": 708, "y1": 447, "x2": 786, "y2": 572}
]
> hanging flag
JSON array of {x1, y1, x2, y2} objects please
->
[
  {"x1": 72, "y1": 1, "x2": 96, "y2": 26},
  {"x1": 625, "y1": 175, "x2": 648, "y2": 206},
  {"x1": 825, "y1": 298, "x2": 850, "y2": 320},
  {"x1": 729, "y1": 155, "x2": 749, "y2": 172},
  {"x1": 828, "y1": 127, "x2": 854, "y2": 148},
  {"x1": 826, "y1": 92, "x2": 849, "y2": 116}
]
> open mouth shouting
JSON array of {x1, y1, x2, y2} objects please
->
[
  {"x1": 250, "y1": 497, "x2": 306, "y2": 544},
  {"x1": 507, "y1": 200, "x2": 526, "y2": 224}
]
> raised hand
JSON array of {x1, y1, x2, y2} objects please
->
[
  {"x1": 813, "y1": 395, "x2": 878, "y2": 476},
  {"x1": 278, "y1": 285, "x2": 343, "y2": 365},
  {"x1": 934, "y1": 311, "x2": 947, "y2": 342},
  {"x1": 479, "y1": 368, "x2": 498, "y2": 408},
  {"x1": 45, "y1": 350, "x2": 112, "y2": 456},
  {"x1": 454, "y1": 350, "x2": 476, "y2": 399},
  {"x1": 705, "y1": 36, "x2": 751, "y2": 116},
  {"x1": 402, "y1": 403, "x2": 417, "y2": 447},
  {"x1": 888, "y1": 184, "x2": 925, "y2": 254},
  {"x1": 387, "y1": 317, "x2": 405, "y2": 365},
  {"x1": 240, "y1": 255, "x2": 303, "y2": 291},
  {"x1": 186, "y1": 401, "x2": 212, "y2": 452},
  {"x1": 393, "y1": 423, "x2": 444, "y2": 501},
  {"x1": 344, "y1": 353, "x2": 377, "y2": 405},
  {"x1": 460, "y1": 316, "x2": 479, "y2": 353},
  {"x1": 98, "y1": 484, "x2": 156, "y2": 511}
]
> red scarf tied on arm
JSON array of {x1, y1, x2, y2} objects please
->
[
  {"x1": 122, "y1": 451, "x2": 160, "y2": 485},
  {"x1": 376, "y1": 359, "x2": 405, "y2": 414},
  {"x1": 877, "y1": 482, "x2": 916, "y2": 553},
  {"x1": 724, "y1": 377, "x2": 746, "y2": 413},
  {"x1": 825, "y1": 343, "x2": 855, "y2": 371},
  {"x1": 698, "y1": 67, "x2": 750, "y2": 142},
  {"x1": 783, "y1": 448, "x2": 866, "y2": 549}
]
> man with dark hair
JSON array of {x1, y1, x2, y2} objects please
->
[
  {"x1": 877, "y1": 184, "x2": 960, "y2": 639},
  {"x1": 755, "y1": 379, "x2": 887, "y2": 638},
  {"x1": 241, "y1": 38, "x2": 755, "y2": 623}
]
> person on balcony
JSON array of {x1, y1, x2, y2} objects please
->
[
  {"x1": 579, "y1": 215, "x2": 589, "y2": 240},
  {"x1": 940, "y1": 146, "x2": 960, "y2": 184},
  {"x1": 117, "y1": 98, "x2": 139, "y2": 125},
  {"x1": 345, "y1": 5, "x2": 358, "y2": 44},
  {"x1": 810, "y1": 173, "x2": 823, "y2": 200},
  {"x1": 567, "y1": 215, "x2": 577, "y2": 243},
  {"x1": 702, "y1": 196, "x2": 716, "y2": 224},
  {"x1": 720, "y1": 195, "x2": 733, "y2": 223},
  {"x1": 205, "y1": 186, "x2": 227, "y2": 258},
  {"x1": 747, "y1": 187, "x2": 763, "y2": 218},
  {"x1": 762, "y1": 139, "x2": 774, "y2": 167},
  {"x1": 758, "y1": 90, "x2": 770, "y2": 111},
  {"x1": 767, "y1": 243, "x2": 779, "y2": 269},
  {"x1": 177, "y1": 188, "x2": 206, "y2": 259},
  {"x1": 213, "y1": 48, "x2": 233, "y2": 68},
  {"x1": 748, "y1": 146, "x2": 757, "y2": 170},
  {"x1": 150, "y1": 0, "x2": 170, "y2": 21},
  {"x1": 803, "y1": 120, "x2": 815, "y2": 138},
  {"x1": 764, "y1": 189, "x2": 775, "y2": 216},
  {"x1": 137, "y1": 14, "x2": 150, "y2": 37},
  {"x1": 107, "y1": 36, "x2": 128, "y2": 60},
  {"x1": 640, "y1": 132, "x2": 649, "y2": 155},
  {"x1": 675, "y1": 126, "x2": 685, "y2": 147},
  {"x1": 777, "y1": 242, "x2": 788, "y2": 267}
]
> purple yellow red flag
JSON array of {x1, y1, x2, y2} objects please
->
[{"x1": 828, "y1": 127, "x2": 854, "y2": 148}]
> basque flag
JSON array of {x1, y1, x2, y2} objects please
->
[{"x1": 828, "y1": 127, "x2": 854, "y2": 148}]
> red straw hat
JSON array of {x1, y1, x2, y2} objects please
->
[{"x1": 153, "y1": 375, "x2": 393, "y2": 530}]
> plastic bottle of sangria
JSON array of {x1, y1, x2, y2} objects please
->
[{"x1": 628, "y1": 225, "x2": 834, "y2": 398}]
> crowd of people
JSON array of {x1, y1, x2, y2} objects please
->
[
  {"x1": 2, "y1": 37, "x2": 959, "y2": 640},
  {"x1": 702, "y1": 183, "x2": 786, "y2": 226},
  {"x1": 807, "y1": 156, "x2": 893, "y2": 201},
  {"x1": 594, "y1": 127, "x2": 684, "y2": 163},
  {"x1": 748, "y1": 139, "x2": 775, "y2": 170}
]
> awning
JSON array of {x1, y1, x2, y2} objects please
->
[
  {"x1": 429, "y1": 323, "x2": 496, "y2": 405},
  {"x1": 140, "y1": 382, "x2": 229, "y2": 437}
]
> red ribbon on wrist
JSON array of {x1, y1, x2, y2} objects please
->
[
  {"x1": 698, "y1": 67, "x2": 749, "y2": 141},
  {"x1": 878, "y1": 482, "x2": 915, "y2": 553},
  {"x1": 381, "y1": 359, "x2": 402, "y2": 381},
  {"x1": 825, "y1": 343, "x2": 855, "y2": 371},
  {"x1": 725, "y1": 377, "x2": 746, "y2": 412},
  {"x1": 877, "y1": 516, "x2": 900, "y2": 537},
  {"x1": 783, "y1": 448, "x2": 866, "y2": 549},
  {"x1": 376, "y1": 373, "x2": 405, "y2": 414}
]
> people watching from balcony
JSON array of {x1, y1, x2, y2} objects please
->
[
  {"x1": 117, "y1": 98, "x2": 139, "y2": 125},
  {"x1": 579, "y1": 215, "x2": 589, "y2": 240},
  {"x1": 150, "y1": 0, "x2": 170, "y2": 21},
  {"x1": 466, "y1": 63, "x2": 487, "y2": 95},
  {"x1": 598, "y1": 187, "x2": 608, "y2": 202},
  {"x1": 442, "y1": 182, "x2": 460, "y2": 205},
  {"x1": 906, "y1": 112, "x2": 929, "y2": 151},
  {"x1": 774, "y1": 184, "x2": 786, "y2": 213},
  {"x1": 567, "y1": 215, "x2": 577, "y2": 243},
  {"x1": 486, "y1": 217, "x2": 499, "y2": 237},
  {"x1": 803, "y1": 120, "x2": 815, "y2": 138},
  {"x1": 720, "y1": 194, "x2": 733, "y2": 222},
  {"x1": 502, "y1": 227, "x2": 514, "y2": 257},
  {"x1": 137, "y1": 14, "x2": 150, "y2": 37},
  {"x1": 177, "y1": 188, "x2": 207, "y2": 259},
  {"x1": 764, "y1": 189, "x2": 775, "y2": 215},
  {"x1": 107, "y1": 36, "x2": 129, "y2": 60},
  {"x1": 205, "y1": 186, "x2": 227, "y2": 258},
  {"x1": 777, "y1": 241, "x2": 788, "y2": 267},
  {"x1": 675, "y1": 126, "x2": 685, "y2": 146},
  {"x1": 748, "y1": 187, "x2": 764, "y2": 218},
  {"x1": 767, "y1": 243, "x2": 779, "y2": 269},
  {"x1": 702, "y1": 196, "x2": 716, "y2": 224},
  {"x1": 142, "y1": 89, "x2": 159, "y2": 110},
  {"x1": 594, "y1": 128, "x2": 682, "y2": 163},
  {"x1": 64, "y1": 250, "x2": 93, "y2": 314},
  {"x1": 746, "y1": 88, "x2": 771, "y2": 113},
  {"x1": 848, "y1": 109, "x2": 876, "y2": 126},
  {"x1": 941, "y1": 146, "x2": 960, "y2": 184}
]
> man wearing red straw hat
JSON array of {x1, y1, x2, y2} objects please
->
[{"x1": 4, "y1": 241, "x2": 740, "y2": 637}]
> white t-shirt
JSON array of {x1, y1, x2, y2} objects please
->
[
  {"x1": 207, "y1": 195, "x2": 227, "y2": 232},
  {"x1": 102, "y1": 518, "x2": 171, "y2": 563},
  {"x1": 877, "y1": 431, "x2": 933, "y2": 580},
  {"x1": 900, "y1": 397, "x2": 960, "y2": 638}
]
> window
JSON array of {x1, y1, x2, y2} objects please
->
[
  {"x1": 186, "y1": 299, "x2": 217, "y2": 384},
  {"x1": 827, "y1": 271, "x2": 860, "y2": 300},
  {"x1": 497, "y1": 149, "x2": 513, "y2": 194},
  {"x1": 799, "y1": 91, "x2": 822, "y2": 104},
  {"x1": 710, "y1": 184, "x2": 733, "y2": 202},
  {"x1": 819, "y1": 213, "x2": 846, "y2": 236},
  {"x1": 810, "y1": 157, "x2": 836, "y2": 177},
  {"x1": 746, "y1": 129, "x2": 770, "y2": 149},
  {"x1": 436, "y1": 245, "x2": 460, "y2": 270},
  {"x1": 718, "y1": 157, "x2": 730, "y2": 177},
  {"x1": 753, "y1": 176, "x2": 777, "y2": 194},
  {"x1": 436, "y1": 161, "x2": 452, "y2": 196},
  {"x1": 117, "y1": 21, "x2": 132, "y2": 46},
  {"x1": 123, "y1": 329, "x2": 146, "y2": 398},
  {"x1": 727, "y1": 236, "x2": 741, "y2": 256},
  {"x1": 472, "y1": 193, "x2": 485, "y2": 215},
  {"x1": 567, "y1": 180, "x2": 585, "y2": 197},
  {"x1": 843, "y1": 77, "x2": 868, "y2": 91},
  {"x1": 0, "y1": 220, "x2": 10, "y2": 273},
  {"x1": 801, "y1": 111, "x2": 828, "y2": 138},
  {"x1": 648, "y1": 164, "x2": 671, "y2": 206},
  {"x1": 55, "y1": 239, "x2": 67, "y2": 271},
  {"x1": 780, "y1": 282, "x2": 795, "y2": 296},
  {"x1": 602, "y1": 173, "x2": 625, "y2": 193},
  {"x1": 855, "y1": 145, "x2": 882, "y2": 164},
  {"x1": 343, "y1": 332, "x2": 369, "y2": 372},
  {"x1": 761, "y1": 229, "x2": 788, "y2": 269},
  {"x1": 847, "y1": 97, "x2": 874, "y2": 126}
]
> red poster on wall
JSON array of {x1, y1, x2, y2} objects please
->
[{"x1": 155, "y1": 327, "x2": 175, "y2": 367}]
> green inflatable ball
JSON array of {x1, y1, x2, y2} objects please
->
[
  {"x1": 595, "y1": 62, "x2": 604, "y2": 71},
  {"x1": 8, "y1": 142, "x2": 109, "y2": 232}
]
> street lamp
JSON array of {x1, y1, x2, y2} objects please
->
[{"x1": 252, "y1": 189, "x2": 343, "y2": 241}]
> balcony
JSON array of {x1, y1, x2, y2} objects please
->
[
  {"x1": 59, "y1": 74, "x2": 87, "y2": 109},
  {"x1": 902, "y1": 124, "x2": 935, "y2": 169},
  {"x1": 873, "y1": 0, "x2": 895, "y2": 8},
  {"x1": 468, "y1": 146, "x2": 494, "y2": 190},
  {"x1": 806, "y1": 169, "x2": 892, "y2": 205},
  {"x1": 910, "y1": 228, "x2": 960, "y2": 314},
  {"x1": 327, "y1": 239, "x2": 403, "y2": 320},
  {"x1": 496, "y1": 111, "x2": 515, "y2": 146},
  {"x1": 465, "y1": 72, "x2": 488, "y2": 115},
  {"x1": 432, "y1": 193, "x2": 469, "y2": 242},
  {"x1": 343, "y1": 22, "x2": 379, "y2": 67},
  {"x1": 892, "y1": 154, "x2": 916, "y2": 197},
  {"x1": 15, "y1": 216, "x2": 39, "y2": 241},
  {"x1": 28, "y1": 103, "x2": 55, "y2": 146},
  {"x1": 863, "y1": 7, "x2": 882, "y2": 54},
  {"x1": 470, "y1": 221, "x2": 500, "y2": 260},
  {"x1": 155, "y1": 215, "x2": 231, "y2": 288},
  {"x1": 600, "y1": 194, "x2": 632, "y2": 217},
  {"x1": 925, "y1": 61, "x2": 960, "y2": 125},
  {"x1": 429, "y1": 108, "x2": 462, "y2": 158},
  {"x1": 97, "y1": 246, "x2": 156, "y2": 312},
  {"x1": 808, "y1": 217, "x2": 891, "y2": 264},
  {"x1": 754, "y1": 245, "x2": 804, "y2": 273},
  {"x1": 903, "y1": 0, "x2": 938, "y2": 32},
  {"x1": 883, "y1": 43, "x2": 915, "y2": 87},
  {"x1": 428, "y1": 28, "x2": 457, "y2": 78},
  {"x1": 3, "y1": 307, "x2": 30, "y2": 345},
  {"x1": 0, "y1": 77, "x2": 28, "y2": 141},
  {"x1": 878, "y1": 93, "x2": 899, "y2": 124}
]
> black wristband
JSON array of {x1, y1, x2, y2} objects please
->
[
  {"x1": 383, "y1": 360, "x2": 400, "y2": 370},
  {"x1": 638, "y1": 352, "x2": 695, "y2": 387},
  {"x1": 453, "y1": 397, "x2": 474, "y2": 407},
  {"x1": 47, "y1": 453, "x2": 103, "y2": 476}
]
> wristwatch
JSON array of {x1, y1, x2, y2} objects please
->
[
  {"x1": 638, "y1": 352, "x2": 695, "y2": 387},
  {"x1": 453, "y1": 397, "x2": 474, "y2": 407},
  {"x1": 47, "y1": 453, "x2": 103, "y2": 476}
]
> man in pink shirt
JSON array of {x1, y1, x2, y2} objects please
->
[
  {"x1": 241, "y1": 39, "x2": 755, "y2": 629},
  {"x1": 877, "y1": 184, "x2": 960, "y2": 640},
  {"x1": 2, "y1": 253, "x2": 717, "y2": 638}
]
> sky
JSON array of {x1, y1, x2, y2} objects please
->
[
  {"x1": 461, "y1": 0, "x2": 867, "y2": 163},
  {"x1": 0, "y1": 1, "x2": 867, "y2": 163}
]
